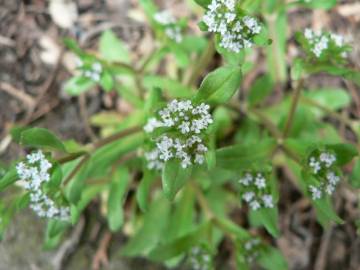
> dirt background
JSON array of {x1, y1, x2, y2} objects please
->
[{"x1": 0, "y1": 0, "x2": 360, "y2": 269}]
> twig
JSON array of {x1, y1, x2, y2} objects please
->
[
  {"x1": 0, "y1": 82, "x2": 35, "y2": 108},
  {"x1": 24, "y1": 48, "x2": 64, "y2": 122},
  {"x1": 51, "y1": 217, "x2": 85, "y2": 270},
  {"x1": 92, "y1": 231, "x2": 112, "y2": 270},
  {"x1": 344, "y1": 80, "x2": 360, "y2": 118}
]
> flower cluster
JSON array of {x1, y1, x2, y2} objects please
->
[
  {"x1": 16, "y1": 151, "x2": 69, "y2": 220},
  {"x1": 189, "y1": 246, "x2": 213, "y2": 270},
  {"x1": 307, "y1": 151, "x2": 340, "y2": 200},
  {"x1": 203, "y1": 0, "x2": 262, "y2": 52},
  {"x1": 239, "y1": 172, "x2": 274, "y2": 211},
  {"x1": 244, "y1": 238, "x2": 261, "y2": 263},
  {"x1": 154, "y1": 10, "x2": 182, "y2": 43},
  {"x1": 144, "y1": 99, "x2": 213, "y2": 169},
  {"x1": 303, "y1": 28, "x2": 347, "y2": 58},
  {"x1": 76, "y1": 59, "x2": 103, "y2": 82}
]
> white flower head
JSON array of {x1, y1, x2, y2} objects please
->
[
  {"x1": 242, "y1": 191, "x2": 255, "y2": 202},
  {"x1": 255, "y1": 174, "x2": 266, "y2": 189},
  {"x1": 144, "y1": 100, "x2": 212, "y2": 169},
  {"x1": 154, "y1": 10, "x2": 182, "y2": 43},
  {"x1": 239, "y1": 171, "x2": 275, "y2": 210},
  {"x1": 203, "y1": 0, "x2": 261, "y2": 52},
  {"x1": 82, "y1": 61, "x2": 103, "y2": 82},
  {"x1": 303, "y1": 29, "x2": 348, "y2": 58},
  {"x1": 250, "y1": 200, "x2": 261, "y2": 210},
  {"x1": 309, "y1": 185, "x2": 322, "y2": 200},
  {"x1": 16, "y1": 150, "x2": 69, "y2": 220},
  {"x1": 262, "y1": 194, "x2": 274, "y2": 208},
  {"x1": 309, "y1": 157, "x2": 321, "y2": 174}
]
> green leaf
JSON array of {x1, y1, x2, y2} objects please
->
[
  {"x1": 107, "y1": 166, "x2": 130, "y2": 232},
  {"x1": 215, "y1": 139, "x2": 276, "y2": 170},
  {"x1": 139, "y1": 0, "x2": 158, "y2": 20},
  {"x1": 194, "y1": 66, "x2": 242, "y2": 104},
  {"x1": 99, "y1": 30, "x2": 130, "y2": 63},
  {"x1": 148, "y1": 222, "x2": 211, "y2": 261},
  {"x1": 43, "y1": 220, "x2": 68, "y2": 249},
  {"x1": 63, "y1": 38, "x2": 82, "y2": 54},
  {"x1": 0, "y1": 167, "x2": 18, "y2": 192},
  {"x1": 166, "y1": 186, "x2": 196, "y2": 241},
  {"x1": 144, "y1": 87, "x2": 162, "y2": 114},
  {"x1": 301, "y1": 0, "x2": 337, "y2": 10},
  {"x1": 100, "y1": 71, "x2": 114, "y2": 91},
  {"x1": 20, "y1": 128, "x2": 66, "y2": 152},
  {"x1": 89, "y1": 133, "x2": 144, "y2": 176},
  {"x1": 215, "y1": 217, "x2": 250, "y2": 239},
  {"x1": 249, "y1": 207, "x2": 280, "y2": 237},
  {"x1": 66, "y1": 157, "x2": 91, "y2": 204},
  {"x1": 326, "y1": 143, "x2": 358, "y2": 166},
  {"x1": 48, "y1": 163, "x2": 63, "y2": 188},
  {"x1": 162, "y1": 160, "x2": 192, "y2": 200},
  {"x1": 313, "y1": 196, "x2": 344, "y2": 226},
  {"x1": 304, "y1": 88, "x2": 351, "y2": 115},
  {"x1": 121, "y1": 195, "x2": 171, "y2": 256},
  {"x1": 248, "y1": 74, "x2": 274, "y2": 107},
  {"x1": 64, "y1": 76, "x2": 95, "y2": 96},
  {"x1": 71, "y1": 184, "x2": 107, "y2": 224},
  {"x1": 136, "y1": 170, "x2": 157, "y2": 212},
  {"x1": 194, "y1": 0, "x2": 211, "y2": 8},
  {"x1": 258, "y1": 246, "x2": 288, "y2": 270},
  {"x1": 349, "y1": 158, "x2": 360, "y2": 188},
  {"x1": 10, "y1": 126, "x2": 31, "y2": 143},
  {"x1": 47, "y1": 220, "x2": 69, "y2": 238}
]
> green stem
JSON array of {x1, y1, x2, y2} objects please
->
[
  {"x1": 57, "y1": 126, "x2": 142, "y2": 186},
  {"x1": 63, "y1": 154, "x2": 90, "y2": 186},
  {"x1": 92, "y1": 126, "x2": 142, "y2": 150},
  {"x1": 283, "y1": 79, "x2": 304, "y2": 138},
  {"x1": 185, "y1": 37, "x2": 216, "y2": 87},
  {"x1": 57, "y1": 151, "x2": 88, "y2": 164}
]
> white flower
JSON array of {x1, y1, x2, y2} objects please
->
[
  {"x1": 319, "y1": 152, "x2": 336, "y2": 167},
  {"x1": 250, "y1": 200, "x2": 261, "y2": 210},
  {"x1": 242, "y1": 191, "x2": 255, "y2": 202},
  {"x1": 144, "y1": 117, "x2": 163, "y2": 133},
  {"x1": 154, "y1": 10, "x2": 176, "y2": 25},
  {"x1": 304, "y1": 28, "x2": 313, "y2": 39},
  {"x1": 262, "y1": 194, "x2": 274, "y2": 208},
  {"x1": 203, "y1": 0, "x2": 261, "y2": 52},
  {"x1": 309, "y1": 157, "x2": 321, "y2": 174},
  {"x1": 92, "y1": 62, "x2": 102, "y2": 73},
  {"x1": 304, "y1": 29, "x2": 347, "y2": 58},
  {"x1": 154, "y1": 10, "x2": 182, "y2": 43},
  {"x1": 82, "y1": 62, "x2": 103, "y2": 82},
  {"x1": 16, "y1": 151, "x2": 69, "y2": 220},
  {"x1": 144, "y1": 100, "x2": 212, "y2": 169},
  {"x1": 309, "y1": 185, "x2": 322, "y2": 200},
  {"x1": 330, "y1": 33, "x2": 344, "y2": 47},
  {"x1": 326, "y1": 171, "x2": 340, "y2": 185},
  {"x1": 255, "y1": 174, "x2": 266, "y2": 189},
  {"x1": 239, "y1": 173, "x2": 253, "y2": 186}
]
